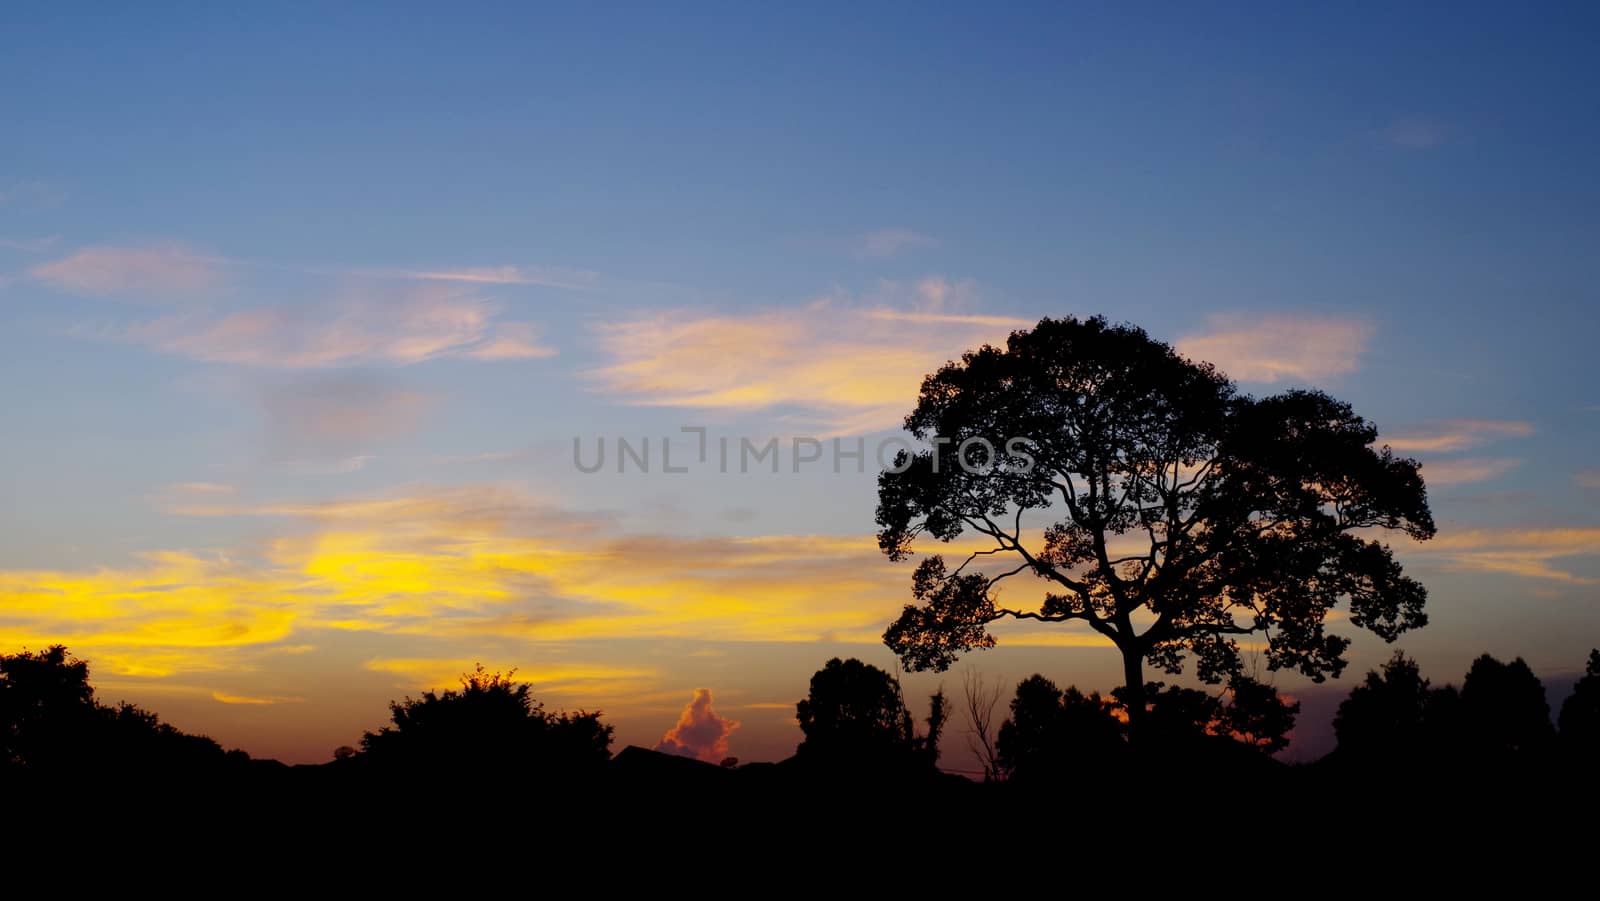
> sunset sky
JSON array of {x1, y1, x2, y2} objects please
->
[{"x1": 2, "y1": 4, "x2": 1597, "y2": 766}]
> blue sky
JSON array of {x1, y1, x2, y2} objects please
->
[{"x1": 2, "y1": 3, "x2": 1597, "y2": 764}]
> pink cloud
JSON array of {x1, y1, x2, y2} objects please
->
[
  {"x1": 31, "y1": 242, "x2": 225, "y2": 300},
  {"x1": 655, "y1": 688, "x2": 740, "y2": 763},
  {"x1": 1177, "y1": 314, "x2": 1372, "y2": 383}
]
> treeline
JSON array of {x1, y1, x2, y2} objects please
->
[{"x1": 3, "y1": 645, "x2": 1597, "y2": 788}]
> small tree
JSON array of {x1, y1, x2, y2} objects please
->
[
  {"x1": 795, "y1": 657, "x2": 942, "y2": 768},
  {"x1": 996, "y1": 675, "x2": 1122, "y2": 781},
  {"x1": 1558, "y1": 649, "x2": 1600, "y2": 755},
  {"x1": 1333, "y1": 651, "x2": 1438, "y2": 762},
  {"x1": 1459, "y1": 654, "x2": 1553, "y2": 757},
  {"x1": 876, "y1": 316, "x2": 1434, "y2": 739}
]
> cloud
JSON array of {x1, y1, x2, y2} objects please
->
[
  {"x1": 212, "y1": 691, "x2": 303, "y2": 705},
  {"x1": 854, "y1": 228, "x2": 938, "y2": 259},
  {"x1": 0, "y1": 235, "x2": 60, "y2": 254},
  {"x1": 381, "y1": 265, "x2": 597, "y2": 290},
  {"x1": 165, "y1": 482, "x2": 236, "y2": 496},
  {"x1": 259, "y1": 373, "x2": 433, "y2": 454},
  {"x1": 1574, "y1": 471, "x2": 1600, "y2": 489},
  {"x1": 363, "y1": 658, "x2": 657, "y2": 698},
  {"x1": 587, "y1": 278, "x2": 1030, "y2": 433},
  {"x1": 30, "y1": 242, "x2": 226, "y2": 300},
  {"x1": 1408, "y1": 527, "x2": 1600, "y2": 583},
  {"x1": 1384, "y1": 419, "x2": 1534, "y2": 453},
  {"x1": 1176, "y1": 314, "x2": 1372, "y2": 382},
  {"x1": 1419, "y1": 457, "x2": 1521, "y2": 486},
  {"x1": 0, "y1": 481, "x2": 1117, "y2": 681},
  {"x1": 113, "y1": 283, "x2": 555, "y2": 367},
  {"x1": 1385, "y1": 118, "x2": 1450, "y2": 150},
  {"x1": 654, "y1": 688, "x2": 740, "y2": 762}
]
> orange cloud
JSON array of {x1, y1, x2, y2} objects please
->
[
  {"x1": 1574, "y1": 471, "x2": 1600, "y2": 489},
  {"x1": 1407, "y1": 527, "x2": 1600, "y2": 583},
  {"x1": 655, "y1": 688, "x2": 740, "y2": 762},
  {"x1": 1177, "y1": 314, "x2": 1372, "y2": 382},
  {"x1": 587, "y1": 280, "x2": 1029, "y2": 433},
  {"x1": 31, "y1": 242, "x2": 226, "y2": 300},
  {"x1": 1384, "y1": 419, "x2": 1533, "y2": 453}
]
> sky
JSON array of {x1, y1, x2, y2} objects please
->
[{"x1": 2, "y1": 3, "x2": 1597, "y2": 767}]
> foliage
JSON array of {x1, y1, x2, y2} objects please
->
[
  {"x1": 360, "y1": 664, "x2": 613, "y2": 773},
  {"x1": 0, "y1": 644, "x2": 228, "y2": 773},
  {"x1": 795, "y1": 657, "x2": 942, "y2": 768},
  {"x1": 1557, "y1": 649, "x2": 1600, "y2": 754}
]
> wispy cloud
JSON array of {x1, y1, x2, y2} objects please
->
[
  {"x1": 212, "y1": 691, "x2": 304, "y2": 705},
  {"x1": 587, "y1": 277, "x2": 1030, "y2": 433},
  {"x1": 0, "y1": 483, "x2": 1010, "y2": 678},
  {"x1": 854, "y1": 228, "x2": 939, "y2": 259},
  {"x1": 1176, "y1": 314, "x2": 1372, "y2": 383},
  {"x1": 363, "y1": 658, "x2": 657, "y2": 698},
  {"x1": 377, "y1": 265, "x2": 597, "y2": 290},
  {"x1": 1384, "y1": 117, "x2": 1451, "y2": 150},
  {"x1": 0, "y1": 235, "x2": 60, "y2": 254},
  {"x1": 1420, "y1": 457, "x2": 1521, "y2": 485},
  {"x1": 30, "y1": 242, "x2": 227, "y2": 300},
  {"x1": 260, "y1": 373, "x2": 432, "y2": 456},
  {"x1": 1576, "y1": 471, "x2": 1600, "y2": 489},
  {"x1": 108, "y1": 283, "x2": 555, "y2": 367},
  {"x1": 655, "y1": 688, "x2": 740, "y2": 762},
  {"x1": 1385, "y1": 419, "x2": 1534, "y2": 453},
  {"x1": 1410, "y1": 527, "x2": 1600, "y2": 583}
]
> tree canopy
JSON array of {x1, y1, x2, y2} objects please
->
[
  {"x1": 1, "y1": 644, "x2": 232, "y2": 775},
  {"x1": 795, "y1": 657, "x2": 943, "y2": 768},
  {"x1": 876, "y1": 316, "x2": 1435, "y2": 731},
  {"x1": 360, "y1": 665, "x2": 613, "y2": 775}
]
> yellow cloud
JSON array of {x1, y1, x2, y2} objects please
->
[
  {"x1": 586, "y1": 282, "x2": 1030, "y2": 434},
  {"x1": 1177, "y1": 314, "x2": 1372, "y2": 383},
  {"x1": 212, "y1": 691, "x2": 304, "y2": 705},
  {"x1": 0, "y1": 484, "x2": 1087, "y2": 685}
]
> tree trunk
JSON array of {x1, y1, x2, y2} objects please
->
[{"x1": 1120, "y1": 645, "x2": 1147, "y2": 744}]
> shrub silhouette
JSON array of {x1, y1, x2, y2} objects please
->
[{"x1": 359, "y1": 664, "x2": 613, "y2": 777}]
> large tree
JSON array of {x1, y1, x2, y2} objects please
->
[{"x1": 876, "y1": 316, "x2": 1435, "y2": 736}]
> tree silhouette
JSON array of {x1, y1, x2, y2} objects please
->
[
  {"x1": 1116, "y1": 675, "x2": 1298, "y2": 755},
  {"x1": 1, "y1": 645, "x2": 230, "y2": 774},
  {"x1": 360, "y1": 665, "x2": 613, "y2": 775},
  {"x1": 1558, "y1": 648, "x2": 1600, "y2": 756},
  {"x1": 1459, "y1": 654, "x2": 1553, "y2": 758},
  {"x1": 876, "y1": 316, "x2": 1434, "y2": 738},
  {"x1": 795, "y1": 657, "x2": 942, "y2": 768},
  {"x1": 995, "y1": 675, "x2": 1123, "y2": 781},
  {"x1": 1333, "y1": 651, "x2": 1439, "y2": 763}
]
